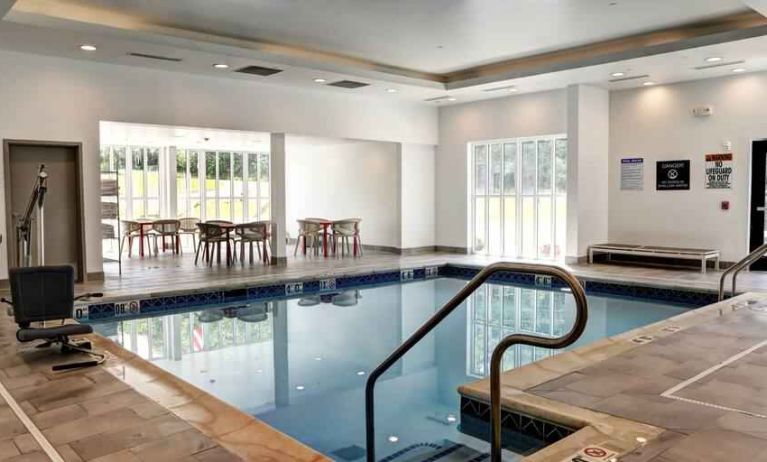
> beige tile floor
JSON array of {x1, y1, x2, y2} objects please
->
[{"x1": 85, "y1": 250, "x2": 766, "y2": 301}]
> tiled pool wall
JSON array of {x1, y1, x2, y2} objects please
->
[
  {"x1": 78, "y1": 264, "x2": 719, "y2": 323},
  {"x1": 459, "y1": 396, "x2": 575, "y2": 451}
]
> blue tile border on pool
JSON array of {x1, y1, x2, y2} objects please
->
[{"x1": 80, "y1": 263, "x2": 717, "y2": 322}]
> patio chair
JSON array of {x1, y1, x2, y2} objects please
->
[
  {"x1": 331, "y1": 218, "x2": 363, "y2": 257},
  {"x1": 178, "y1": 217, "x2": 200, "y2": 252},
  {"x1": 119, "y1": 220, "x2": 152, "y2": 257},
  {"x1": 1, "y1": 266, "x2": 105, "y2": 371},
  {"x1": 150, "y1": 219, "x2": 181, "y2": 255},
  {"x1": 294, "y1": 219, "x2": 322, "y2": 256},
  {"x1": 235, "y1": 221, "x2": 270, "y2": 264},
  {"x1": 195, "y1": 222, "x2": 232, "y2": 266}
]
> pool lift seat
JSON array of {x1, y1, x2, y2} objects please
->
[{"x1": 2, "y1": 266, "x2": 106, "y2": 371}]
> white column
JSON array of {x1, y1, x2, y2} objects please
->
[
  {"x1": 270, "y1": 133, "x2": 288, "y2": 264},
  {"x1": 566, "y1": 84, "x2": 609, "y2": 263},
  {"x1": 397, "y1": 143, "x2": 436, "y2": 252}
]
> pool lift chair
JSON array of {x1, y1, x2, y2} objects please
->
[{"x1": 2, "y1": 266, "x2": 106, "y2": 372}]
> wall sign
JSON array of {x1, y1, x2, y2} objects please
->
[
  {"x1": 656, "y1": 160, "x2": 690, "y2": 190},
  {"x1": 704, "y1": 153, "x2": 733, "y2": 189},
  {"x1": 620, "y1": 158, "x2": 644, "y2": 190}
]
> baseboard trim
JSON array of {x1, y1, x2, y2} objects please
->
[
  {"x1": 270, "y1": 256, "x2": 288, "y2": 266},
  {"x1": 566, "y1": 256, "x2": 589, "y2": 265},
  {"x1": 87, "y1": 271, "x2": 105, "y2": 281},
  {"x1": 434, "y1": 246, "x2": 471, "y2": 255}
]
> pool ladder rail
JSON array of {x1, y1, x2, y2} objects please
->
[
  {"x1": 718, "y1": 242, "x2": 767, "y2": 301},
  {"x1": 364, "y1": 262, "x2": 589, "y2": 462}
]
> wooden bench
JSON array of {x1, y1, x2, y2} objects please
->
[{"x1": 588, "y1": 243, "x2": 720, "y2": 273}]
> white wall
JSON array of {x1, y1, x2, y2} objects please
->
[
  {"x1": 285, "y1": 140, "x2": 400, "y2": 248},
  {"x1": 436, "y1": 90, "x2": 568, "y2": 249},
  {"x1": 609, "y1": 72, "x2": 767, "y2": 261},
  {"x1": 398, "y1": 143, "x2": 436, "y2": 249},
  {"x1": 0, "y1": 49, "x2": 438, "y2": 278}
]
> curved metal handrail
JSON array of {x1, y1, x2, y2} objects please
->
[
  {"x1": 718, "y1": 243, "x2": 767, "y2": 301},
  {"x1": 489, "y1": 266, "x2": 588, "y2": 462},
  {"x1": 364, "y1": 262, "x2": 588, "y2": 462}
]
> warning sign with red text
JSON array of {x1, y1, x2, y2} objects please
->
[{"x1": 705, "y1": 153, "x2": 733, "y2": 189}]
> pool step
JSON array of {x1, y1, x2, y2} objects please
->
[{"x1": 382, "y1": 439, "x2": 489, "y2": 462}]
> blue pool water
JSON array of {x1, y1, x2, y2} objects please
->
[{"x1": 90, "y1": 278, "x2": 689, "y2": 461}]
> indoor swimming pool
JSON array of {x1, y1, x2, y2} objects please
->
[{"x1": 89, "y1": 277, "x2": 690, "y2": 461}]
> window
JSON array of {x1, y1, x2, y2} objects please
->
[
  {"x1": 104, "y1": 145, "x2": 270, "y2": 222},
  {"x1": 470, "y1": 135, "x2": 567, "y2": 260},
  {"x1": 180, "y1": 150, "x2": 270, "y2": 221},
  {"x1": 467, "y1": 284, "x2": 570, "y2": 377}
]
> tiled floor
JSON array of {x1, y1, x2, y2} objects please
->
[
  {"x1": 0, "y1": 315, "x2": 246, "y2": 462},
  {"x1": 87, "y1": 250, "x2": 767, "y2": 301}
]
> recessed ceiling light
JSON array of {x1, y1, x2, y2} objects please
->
[
  {"x1": 387, "y1": 436, "x2": 399, "y2": 443},
  {"x1": 313, "y1": 78, "x2": 327, "y2": 83},
  {"x1": 386, "y1": 88, "x2": 397, "y2": 93},
  {"x1": 295, "y1": 385, "x2": 305, "y2": 391},
  {"x1": 610, "y1": 72, "x2": 625, "y2": 77},
  {"x1": 79, "y1": 44, "x2": 97, "y2": 51},
  {"x1": 447, "y1": 97, "x2": 457, "y2": 102},
  {"x1": 213, "y1": 63, "x2": 229, "y2": 69},
  {"x1": 356, "y1": 371, "x2": 366, "y2": 376},
  {"x1": 508, "y1": 87, "x2": 518, "y2": 92},
  {"x1": 705, "y1": 57, "x2": 723, "y2": 63},
  {"x1": 643, "y1": 81, "x2": 656, "y2": 86},
  {"x1": 732, "y1": 67, "x2": 746, "y2": 73}
]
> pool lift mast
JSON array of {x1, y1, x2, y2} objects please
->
[{"x1": 16, "y1": 164, "x2": 48, "y2": 267}]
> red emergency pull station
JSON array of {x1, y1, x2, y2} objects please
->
[{"x1": 721, "y1": 201, "x2": 730, "y2": 211}]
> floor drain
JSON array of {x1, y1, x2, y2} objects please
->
[
  {"x1": 662, "y1": 325, "x2": 681, "y2": 333},
  {"x1": 631, "y1": 335, "x2": 655, "y2": 345}
]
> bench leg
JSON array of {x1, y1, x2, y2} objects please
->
[
  {"x1": 701, "y1": 258, "x2": 706, "y2": 274},
  {"x1": 589, "y1": 248, "x2": 594, "y2": 264},
  {"x1": 715, "y1": 257, "x2": 720, "y2": 271}
]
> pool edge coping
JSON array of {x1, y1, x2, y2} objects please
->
[
  {"x1": 89, "y1": 332, "x2": 331, "y2": 462},
  {"x1": 456, "y1": 292, "x2": 764, "y2": 461}
]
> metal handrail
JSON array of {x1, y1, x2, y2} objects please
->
[
  {"x1": 718, "y1": 243, "x2": 767, "y2": 301},
  {"x1": 364, "y1": 262, "x2": 588, "y2": 462},
  {"x1": 489, "y1": 266, "x2": 588, "y2": 462}
]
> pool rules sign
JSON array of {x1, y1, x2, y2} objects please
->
[{"x1": 704, "y1": 153, "x2": 733, "y2": 189}]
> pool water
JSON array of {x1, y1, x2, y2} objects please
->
[{"x1": 91, "y1": 278, "x2": 689, "y2": 461}]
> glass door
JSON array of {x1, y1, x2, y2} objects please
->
[{"x1": 471, "y1": 135, "x2": 567, "y2": 260}]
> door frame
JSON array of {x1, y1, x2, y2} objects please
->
[{"x1": 3, "y1": 139, "x2": 87, "y2": 282}]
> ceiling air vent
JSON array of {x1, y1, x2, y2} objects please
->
[
  {"x1": 694, "y1": 60, "x2": 745, "y2": 70},
  {"x1": 235, "y1": 65, "x2": 283, "y2": 76},
  {"x1": 608, "y1": 74, "x2": 649, "y2": 83},
  {"x1": 483, "y1": 85, "x2": 516, "y2": 92},
  {"x1": 424, "y1": 95, "x2": 454, "y2": 102},
  {"x1": 127, "y1": 52, "x2": 182, "y2": 62},
  {"x1": 327, "y1": 80, "x2": 369, "y2": 89}
]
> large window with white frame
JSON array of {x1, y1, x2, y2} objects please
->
[
  {"x1": 101, "y1": 145, "x2": 163, "y2": 219},
  {"x1": 102, "y1": 145, "x2": 270, "y2": 221},
  {"x1": 470, "y1": 135, "x2": 567, "y2": 259},
  {"x1": 177, "y1": 149, "x2": 270, "y2": 221}
]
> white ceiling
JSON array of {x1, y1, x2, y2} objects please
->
[
  {"x1": 41, "y1": 0, "x2": 750, "y2": 73},
  {"x1": 1, "y1": 0, "x2": 767, "y2": 106},
  {"x1": 100, "y1": 122, "x2": 271, "y2": 151}
]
